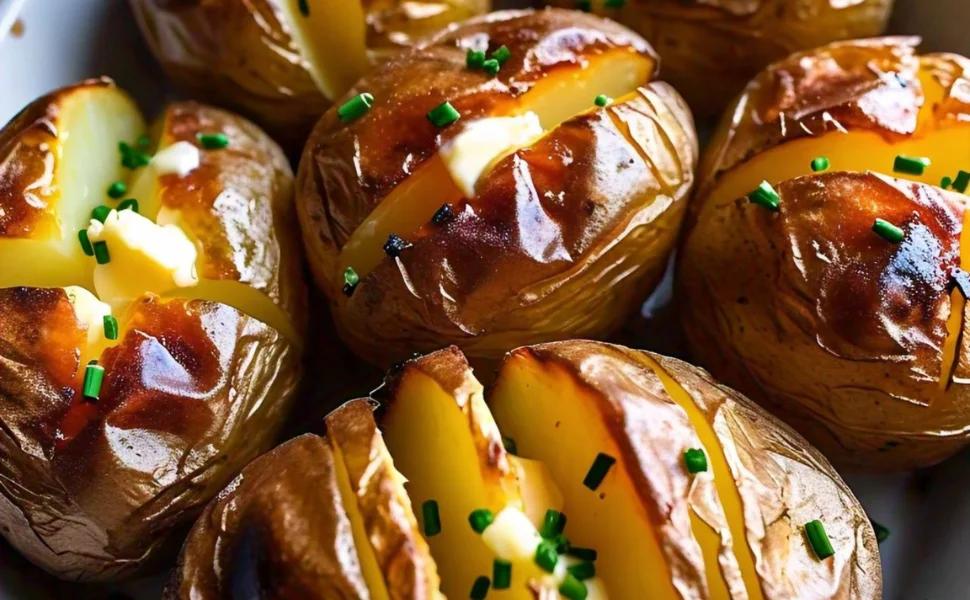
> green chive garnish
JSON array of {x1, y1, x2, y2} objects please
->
[
  {"x1": 343, "y1": 267, "x2": 360, "y2": 297},
  {"x1": 559, "y1": 574, "x2": 588, "y2": 600},
  {"x1": 83, "y1": 361, "x2": 105, "y2": 400},
  {"x1": 469, "y1": 509, "x2": 494, "y2": 534},
  {"x1": 747, "y1": 180, "x2": 780, "y2": 211},
  {"x1": 119, "y1": 142, "x2": 151, "y2": 170},
  {"x1": 94, "y1": 241, "x2": 110, "y2": 265},
  {"x1": 583, "y1": 453, "x2": 616, "y2": 491},
  {"x1": 893, "y1": 155, "x2": 930, "y2": 176},
  {"x1": 576, "y1": 0, "x2": 592, "y2": 10},
  {"x1": 491, "y1": 45, "x2": 511, "y2": 65},
  {"x1": 872, "y1": 218, "x2": 904, "y2": 244},
  {"x1": 91, "y1": 205, "x2": 111, "y2": 223},
  {"x1": 483, "y1": 59, "x2": 500, "y2": 76},
  {"x1": 432, "y1": 204, "x2": 455, "y2": 225},
  {"x1": 422, "y1": 500, "x2": 441, "y2": 537},
  {"x1": 428, "y1": 101, "x2": 461, "y2": 127},
  {"x1": 534, "y1": 540, "x2": 558, "y2": 573},
  {"x1": 79, "y1": 230, "x2": 94, "y2": 256},
  {"x1": 811, "y1": 156, "x2": 830, "y2": 172},
  {"x1": 136, "y1": 134, "x2": 151, "y2": 149},
  {"x1": 118, "y1": 199, "x2": 139, "y2": 213},
  {"x1": 684, "y1": 448, "x2": 708, "y2": 474},
  {"x1": 594, "y1": 94, "x2": 611, "y2": 107},
  {"x1": 338, "y1": 93, "x2": 374, "y2": 123},
  {"x1": 805, "y1": 520, "x2": 835, "y2": 560},
  {"x1": 198, "y1": 132, "x2": 229, "y2": 150},
  {"x1": 943, "y1": 176, "x2": 954, "y2": 190},
  {"x1": 605, "y1": 0, "x2": 626, "y2": 6},
  {"x1": 953, "y1": 170, "x2": 970, "y2": 193},
  {"x1": 541, "y1": 509, "x2": 567, "y2": 539},
  {"x1": 567, "y1": 547, "x2": 597, "y2": 561},
  {"x1": 502, "y1": 436, "x2": 517, "y2": 455},
  {"x1": 107, "y1": 181, "x2": 127, "y2": 199},
  {"x1": 103, "y1": 315, "x2": 119, "y2": 341},
  {"x1": 298, "y1": 0, "x2": 309, "y2": 17},
  {"x1": 470, "y1": 576, "x2": 490, "y2": 600},
  {"x1": 466, "y1": 49, "x2": 486, "y2": 70},
  {"x1": 493, "y1": 560, "x2": 511, "y2": 589},
  {"x1": 568, "y1": 561, "x2": 596, "y2": 581},
  {"x1": 871, "y1": 520, "x2": 890, "y2": 544},
  {"x1": 553, "y1": 533, "x2": 570, "y2": 554}
]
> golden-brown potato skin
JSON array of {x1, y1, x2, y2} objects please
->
[
  {"x1": 298, "y1": 8, "x2": 697, "y2": 367},
  {"x1": 543, "y1": 0, "x2": 894, "y2": 117}
]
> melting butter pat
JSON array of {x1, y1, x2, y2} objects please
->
[
  {"x1": 438, "y1": 112, "x2": 543, "y2": 197},
  {"x1": 64, "y1": 286, "x2": 112, "y2": 344},
  {"x1": 481, "y1": 506, "x2": 544, "y2": 562},
  {"x1": 87, "y1": 209, "x2": 199, "y2": 307},
  {"x1": 151, "y1": 140, "x2": 201, "y2": 177}
]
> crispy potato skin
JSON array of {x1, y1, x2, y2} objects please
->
[
  {"x1": 501, "y1": 341, "x2": 882, "y2": 600},
  {"x1": 298, "y1": 8, "x2": 697, "y2": 366},
  {"x1": 680, "y1": 38, "x2": 970, "y2": 470},
  {"x1": 165, "y1": 434, "x2": 370, "y2": 600},
  {"x1": 544, "y1": 0, "x2": 893, "y2": 117}
]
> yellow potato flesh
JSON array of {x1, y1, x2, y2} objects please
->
[
  {"x1": 382, "y1": 370, "x2": 560, "y2": 599},
  {"x1": 337, "y1": 50, "x2": 655, "y2": 280},
  {"x1": 489, "y1": 358, "x2": 680, "y2": 600},
  {"x1": 278, "y1": 0, "x2": 370, "y2": 101}
]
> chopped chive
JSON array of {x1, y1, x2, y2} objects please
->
[
  {"x1": 428, "y1": 101, "x2": 461, "y2": 127},
  {"x1": 747, "y1": 180, "x2": 780, "y2": 211},
  {"x1": 470, "y1": 576, "x2": 490, "y2": 600},
  {"x1": 94, "y1": 241, "x2": 110, "y2": 265},
  {"x1": 567, "y1": 547, "x2": 597, "y2": 561},
  {"x1": 468, "y1": 509, "x2": 494, "y2": 534},
  {"x1": 117, "y1": 199, "x2": 139, "y2": 213},
  {"x1": 553, "y1": 533, "x2": 570, "y2": 554},
  {"x1": 559, "y1": 574, "x2": 588, "y2": 600},
  {"x1": 297, "y1": 0, "x2": 309, "y2": 17},
  {"x1": 197, "y1": 132, "x2": 229, "y2": 150},
  {"x1": 107, "y1": 181, "x2": 127, "y2": 199},
  {"x1": 466, "y1": 49, "x2": 486, "y2": 69},
  {"x1": 78, "y1": 230, "x2": 94, "y2": 256},
  {"x1": 103, "y1": 315, "x2": 119, "y2": 341},
  {"x1": 492, "y1": 559, "x2": 511, "y2": 589},
  {"x1": 534, "y1": 540, "x2": 558, "y2": 573},
  {"x1": 83, "y1": 361, "x2": 105, "y2": 400},
  {"x1": 872, "y1": 218, "x2": 904, "y2": 244},
  {"x1": 943, "y1": 176, "x2": 954, "y2": 190},
  {"x1": 422, "y1": 500, "x2": 441, "y2": 537},
  {"x1": 684, "y1": 448, "x2": 708, "y2": 474},
  {"x1": 119, "y1": 142, "x2": 151, "y2": 169},
  {"x1": 91, "y1": 205, "x2": 111, "y2": 223},
  {"x1": 805, "y1": 520, "x2": 835, "y2": 560},
  {"x1": 954, "y1": 170, "x2": 970, "y2": 193},
  {"x1": 338, "y1": 93, "x2": 374, "y2": 123},
  {"x1": 576, "y1": 0, "x2": 592, "y2": 10},
  {"x1": 871, "y1": 520, "x2": 890, "y2": 544},
  {"x1": 343, "y1": 267, "x2": 360, "y2": 297},
  {"x1": 383, "y1": 233, "x2": 412, "y2": 257},
  {"x1": 604, "y1": 0, "x2": 626, "y2": 6},
  {"x1": 502, "y1": 436, "x2": 517, "y2": 455},
  {"x1": 583, "y1": 453, "x2": 616, "y2": 491},
  {"x1": 594, "y1": 94, "x2": 611, "y2": 107},
  {"x1": 811, "y1": 156, "x2": 830, "y2": 172},
  {"x1": 491, "y1": 45, "x2": 511, "y2": 65},
  {"x1": 136, "y1": 134, "x2": 151, "y2": 149},
  {"x1": 433, "y1": 204, "x2": 455, "y2": 225},
  {"x1": 541, "y1": 509, "x2": 567, "y2": 539},
  {"x1": 893, "y1": 155, "x2": 930, "y2": 176},
  {"x1": 483, "y1": 59, "x2": 501, "y2": 77},
  {"x1": 568, "y1": 561, "x2": 596, "y2": 581}
]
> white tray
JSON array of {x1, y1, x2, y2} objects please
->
[{"x1": 0, "y1": 0, "x2": 968, "y2": 598}]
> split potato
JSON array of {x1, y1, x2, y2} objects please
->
[
  {"x1": 0, "y1": 79, "x2": 305, "y2": 581},
  {"x1": 542, "y1": 0, "x2": 894, "y2": 117},
  {"x1": 128, "y1": 0, "x2": 490, "y2": 147},
  {"x1": 170, "y1": 342, "x2": 882, "y2": 599},
  {"x1": 297, "y1": 8, "x2": 699, "y2": 367},
  {"x1": 678, "y1": 37, "x2": 970, "y2": 470}
]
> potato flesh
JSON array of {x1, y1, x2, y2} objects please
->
[
  {"x1": 337, "y1": 50, "x2": 654, "y2": 280},
  {"x1": 277, "y1": 0, "x2": 370, "y2": 101}
]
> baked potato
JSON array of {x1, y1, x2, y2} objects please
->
[
  {"x1": 542, "y1": 0, "x2": 894, "y2": 117},
  {"x1": 0, "y1": 78, "x2": 306, "y2": 581},
  {"x1": 128, "y1": 0, "x2": 490, "y2": 147},
  {"x1": 169, "y1": 342, "x2": 882, "y2": 599},
  {"x1": 678, "y1": 37, "x2": 970, "y2": 471},
  {"x1": 297, "y1": 8, "x2": 699, "y2": 367}
]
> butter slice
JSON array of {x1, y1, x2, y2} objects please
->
[{"x1": 64, "y1": 286, "x2": 111, "y2": 344}]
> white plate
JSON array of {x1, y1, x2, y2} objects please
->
[{"x1": 0, "y1": 1, "x2": 968, "y2": 598}]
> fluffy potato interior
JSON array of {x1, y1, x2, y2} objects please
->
[
  {"x1": 0, "y1": 86, "x2": 145, "y2": 290},
  {"x1": 382, "y1": 368, "x2": 564, "y2": 599},
  {"x1": 337, "y1": 49, "x2": 654, "y2": 280},
  {"x1": 277, "y1": 0, "x2": 370, "y2": 101}
]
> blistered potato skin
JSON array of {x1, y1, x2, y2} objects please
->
[
  {"x1": 298, "y1": 8, "x2": 697, "y2": 367},
  {"x1": 165, "y1": 434, "x2": 370, "y2": 600},
  {"x1": 543, "y1": 0, "x2": 893, "y2": 117},
  {"x1": 0, "y1": 291, "x2": 301, "y2": 582}
]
